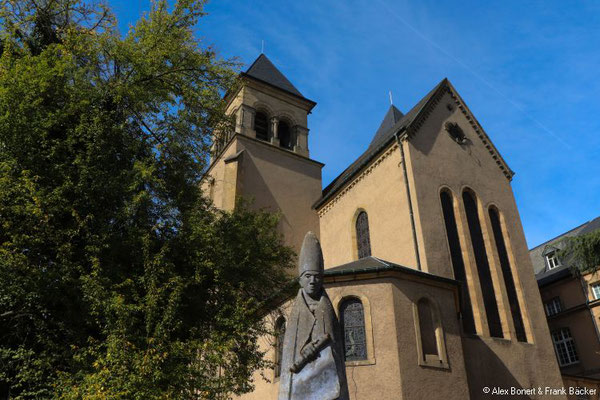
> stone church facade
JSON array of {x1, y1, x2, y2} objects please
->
[{"x1": 202, "y1": 54, "x2": 566, "y2": 399}]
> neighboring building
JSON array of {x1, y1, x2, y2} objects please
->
[
  {"x1": 530, "y1": 217, "x2": 600, "y2": 394},
  {"x1": 203, "y1": 54, "x2": 572, "y2": 399}
]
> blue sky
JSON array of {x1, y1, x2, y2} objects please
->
[{"x1": 111, "y1": 0, "x2": 599, "y2": 249}]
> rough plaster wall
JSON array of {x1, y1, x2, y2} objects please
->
[
  {"x1": 392, "y1": 280, "x2": 470, "y2": 400},
  {"x1": 235, "y1": 136, "x2": 322, "y2": 255},
  {"x1": 318, "y1": 145, "x2": 418, "y2": 269}
]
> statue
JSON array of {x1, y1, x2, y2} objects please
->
[{"x1": 278, "y1": 232, "x2": 350, "y2": 400}]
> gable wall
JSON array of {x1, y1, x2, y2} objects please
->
[
  {"x1": 405, "y1": 89, "x2": 565, "y2": 394},
  {"x1": 317, "y1": 143, "x2": 418, "y2": 269}
]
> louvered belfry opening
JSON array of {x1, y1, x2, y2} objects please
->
[
  {"x1": 279, "y1": 121, "x2": 293, "y2": 150},
  {"x1": 440, "y1": 190, "x2": 476, "y2": 334},
  {"x1": 356, "y1": 211, "x2": 372, "y2": 259},
  {"x1": 462, "y1": 190, "x2": 503, "y2": 338},
  {"x1": 254, "y1": 111, "x2": 269, "y2": 141},
  {"x1": 489, "y1": 207, "x2": 527, "y2": 342}
]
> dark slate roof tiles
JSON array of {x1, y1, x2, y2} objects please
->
[{"x1": 243, "y1": 54, "x2": 304, "y2": 98}]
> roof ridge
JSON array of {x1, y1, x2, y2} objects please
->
[{"x1": 529, "y1": 217, "x2": 599, "y2": 250}]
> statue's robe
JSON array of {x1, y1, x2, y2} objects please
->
[{"x1": 278, "y1": 289, "x2": 349, "y2": 400}]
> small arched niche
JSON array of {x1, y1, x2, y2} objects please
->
[{"x1": 413, "y1": 297, "x2": 449, "y2": 369}]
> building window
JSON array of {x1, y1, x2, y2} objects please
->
[
  {"x1": 254, "y1": 111, "x2": 269, "y2": 141},
  {"x1": 591, "y1": 283, "x2": 600, "y2": 300},
  {"x1": 274, "y1": 317, "x2": 286, "y2": 378},
  {"x1": 340, "y1": 298, "x2": 367, "y2": 361},
  {"x1": 278, "y1": 121, "x2": 293, "y2": 150},
  {"x1": 545, "y1": 297, "x2": 562, "y2": 316},
  {"x1": 552, "y1": 328, "x2": 579, "y2": 367},
  {"x1": 355, "y1": 211, "x2": 372, "y2": 259},
  {"x1": 440, "y1": 190, "x2": 476, "y2": 334},
  {"x1": 462, "y1": 189, "x2": 503, "y2": 338},
  {"x1": 546, "y1": 252, "x2": 561, "y2": 270},
  {"x1": 489, "y1": 207, "x2": 527, "y2": 342}
]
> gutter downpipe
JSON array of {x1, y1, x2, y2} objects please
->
[{"x1": 395, "y1": 131, "x2": 422, "y2": 271}]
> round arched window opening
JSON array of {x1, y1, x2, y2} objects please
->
[
  {"x1": 340, "y1": 298, "x2": 367, "y2": 361},
  {"x1": 255, "y1": 111, "x2": 269, "y2": 141},
  {"x1": 279, "y1": 121, "x2": 293, "y2": 150}
]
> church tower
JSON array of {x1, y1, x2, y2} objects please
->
[{"x1": 202, "y1": 55, "x2": 323, "y2": 254}]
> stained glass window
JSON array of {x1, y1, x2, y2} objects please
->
[
  {"x1": 340, "y1": 298, "x2": 367, "y2": 361},
  {"x1": 356, "y1": 211, "x2": 372, "y2": 259},
  {"x1": 274, "y1": 317, "x2": 286, "y2": 377}
]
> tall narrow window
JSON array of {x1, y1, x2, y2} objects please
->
[
  {"x1": 417, "y1": 298, "x2": 438, "y2": 357},
  {"x1": 356, "y1": 211, "x2": 372, "y2": 259},
  {"x1": 440, "y1": 190, "x2": 476, "y2": 334},
  {"x1": 279, "y1": 121, "x2": 293, "y2": 150},
  {"x1": 340, "y1": 298, "x2": 367, "y2": 361},
  {"x1": 552, "y1": 328, "x2": 579, "y2": 366},
  {"x1": 489, "y1": 207, "x2": 527, "y2": 342},
  {"x1": 254, "y1": 111, "x2": 269, "y2": 141},
  {"x1": 462, "y1": 190, "x2": 503, "y2": 338},
  {"x1": 274, "y1": 317, "x2": 286, "y2": 378}
]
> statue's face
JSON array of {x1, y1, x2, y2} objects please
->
[{"x1": 300, "y1": 270, "x2": 323, "y2": 298}]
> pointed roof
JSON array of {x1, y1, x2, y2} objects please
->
[
  {"x1": 243, "y1": 54, "x2": 305, "y2": 98},
  {"x1": 315, "y1": 80, "x2": 446, "y2": 209},
  {"x1": 369, "y1": 105, "x2": 404, "y2": 149},
  {"x1": 314, "y1": 78, "x2": 514, "y2": 210}
]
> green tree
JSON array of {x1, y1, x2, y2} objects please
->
[
  {"x1": 559, "y1": 230, "x2": 600, "y2": 274},
  {"x1": 0, "y1": 1, "x2": 293, "y2": 398}
]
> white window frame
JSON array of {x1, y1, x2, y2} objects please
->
[
  {"x1": 545, "y1": 297, "x2": 562, "y2": 316},
  {"x1": 591, "y1": 282, "x2": 600, "y2": 300},
  {"x1": 552, "y1": 328, "x2": 579, "y2": 367},
  {"x1": 546, "y1": 252, "x2": 561, "y2": 270}
]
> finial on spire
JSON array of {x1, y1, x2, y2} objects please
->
[
  {"x1": 261, "y1": 40, "x2": 265, "y2": 54},
  {"x1": 389, "y1": 91, "x2": 393, "y2": 106}
]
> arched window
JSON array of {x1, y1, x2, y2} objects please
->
[
  {"x1": 414, "y1": 297, "x2": 448, "y2": 368},
  {"x1": 340, "y1": 298, "x2": 367, "y2": 361},
  {"x1": 278, "y1": 121, "x2": 293, "y2": 150},
  {"x1": 462, "y1": 189, "x2": 503, "y2": 338},
  {"x1": 274, "y1": 317, "x2": 286, "y2": 378},
  {"x1": 440, "y1": 190, "x2": 476, "y2": 334},
  {"x1": 356, "y1": 211, "x2": 372, "y2": 259},
  {"x1": 418, "y1": 298, "x2": 438, "y2": 357},
  {"x1": 489, "y1": 207, "x2": 527, "y2": 342},
  {"x1": 254, "y1": 111, "x2": 269, "y2": 141}
]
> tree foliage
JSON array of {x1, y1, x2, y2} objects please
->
[
  {"x1": 0, "y1": 0, "x2": 293, "y2": 398},
  {"x1": 559, "y1": 229, "x2": 600, "y2": 274}
]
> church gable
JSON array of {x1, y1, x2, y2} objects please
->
[{"x1": 404, "y1": 80, "x2": 513, "y2": 181}]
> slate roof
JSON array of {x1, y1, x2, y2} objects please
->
[
  {"x1": 324, "y1": 256, "x2": 458, "y2": 286},
  {"x1": 314, "y1": 79, "x2": 447, "y2": 209},
  {"x1": 242, "y1": 54, "x2": 307, "y2": 100},
  {"x1": 530, "y1": 216, "x2": 600, "y2": 284},
  {"x1": 368, "y1": 105, "x2": 404, "y2": 149}
]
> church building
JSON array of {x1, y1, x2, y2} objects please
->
[{"x1": 202, "y1": 54, "x2": 567, "y2": 399}]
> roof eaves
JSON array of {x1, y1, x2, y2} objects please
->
[{"x1": 240, "y1": 73, "x2": 316, "y2": 108}]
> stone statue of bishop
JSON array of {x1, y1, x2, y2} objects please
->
[{"x1": 278, "y1": 232, "x2": 349, "y2": 400}]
